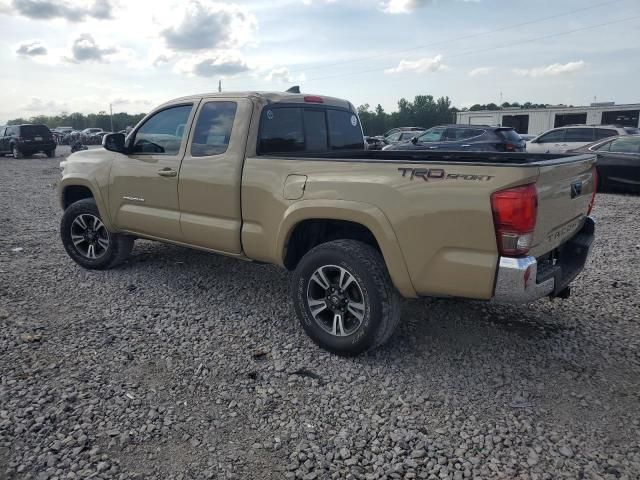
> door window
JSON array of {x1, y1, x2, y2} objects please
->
[
  {"x1": 608, "y1": 137, "x2": 640, "y2": 153},
  {"x1": 386, "y1": 132, "x2": 401, "y2": 142},
  {"x1": 132, "y1": 105, "x2": 193, "y2": 155},
  {"x1": 445, "y1": 128, "x2": 484, "y2": 141},
  {"x1": 564, "y1": 128, "x2": 594, "y2": 142},
  {"x1": 536, "y1": 129, "x2": 565, "y2": 143},
  {"x1": 191, "y1": 102, "x2": 237, "y2": 157},
  {"x1": 417, "y1": 128, "x2": 445, "y2": 142}
]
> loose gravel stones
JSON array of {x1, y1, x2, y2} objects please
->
[{"x1": 1, "y1": 148, "x2": 639, "y2": 479}]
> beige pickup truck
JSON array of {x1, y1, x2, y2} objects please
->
[{"x1": 58, "y1": 91, "x2": 597, "y2": 355}]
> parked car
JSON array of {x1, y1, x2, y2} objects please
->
[
  {"x1": 365, "y1": 128, "x2": 425, "y2": 150},
  {"x1": 526, "y1": 125, "x2": 640, "y2": 154},
  {"x1": 569, "y1": 135, "x2": 640, "y2": 192},
  {"x1": 364, "y1": 136, "x2": 385, "y2": 150},
  {"x1": 0, "y1": 124, "x2": 56, "y2": 158},
  {"x1": 383, "y1": 129, "x2": 425, "y2": 147},
  {"x1": 59, "y1": 90, "x2": 596, "y2": 355},
  {"x1": 81, "y1": 128, "x2": 103, "y2": 143},
  {"x1": 383, "y1": 124, "x2": 525, "y2": 152},
  {"x1": 53, "y1": 127, "x2": 74, "y2": 144}
]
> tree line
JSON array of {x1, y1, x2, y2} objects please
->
[{"x1": 4, "y1": 111, "x2": 146, "y2": 132}]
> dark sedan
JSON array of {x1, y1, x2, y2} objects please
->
[
  {"x1": 383, "y1": 125, "x2": 525, "y2": 152},
  {"x1": 569, "y1": 135, "x2": 640, "y2": 192}
]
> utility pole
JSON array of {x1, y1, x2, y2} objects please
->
[
  {"x1": 499, "y1": 91, "x2": 503, "y2": 106},
  {"x1": 109, "y1": 103, "x2": 114, "y2": 132},
  {"x1": 218, "y1": 80, "x2": 222, "y2": 93}
]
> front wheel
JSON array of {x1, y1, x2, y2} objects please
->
[
  {"x1": 61, "y1": 198, "x2": 134, "y2": 270},
  {"x1": 291, "y1": 240, "x2": 401, "y2": 356},
  {"x1": 46, "y1": 149, "x2": 56, "y2": 158}
]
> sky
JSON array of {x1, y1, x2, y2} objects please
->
[{"x1": 0, "y1": 0, "x2": 639, "y2": 122}]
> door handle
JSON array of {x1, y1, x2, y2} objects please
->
[
  {"x1": 157, "y1": 168, "x2": 177, "y2": 177},
  {"x1": 461, "y1": 144, "x2": 471, "y2": 148},
  {"x1": 427, "y1": 146, "x2": 438, "y2": 149}
]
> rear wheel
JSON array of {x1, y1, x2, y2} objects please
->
[
  {"x1": 291, "y1": 239, "x2": 401, "y2": 356},
  {"x1": 46, "y1": 149, "x2": 56, "y2": 158},
  {"x1": 61, "y1": 198, "x2": 134, "y2": 270},
  {"x1": 12, "y1": 146, "x2": 23, "y2": 159}
]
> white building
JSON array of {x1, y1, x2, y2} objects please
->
[{"x1": 455, "y1": 102, "x2": 640, "y2": 136}]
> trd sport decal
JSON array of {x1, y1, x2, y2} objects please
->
[{"x1": 398, "y1": 168, "x2": 494, "y2": 182}]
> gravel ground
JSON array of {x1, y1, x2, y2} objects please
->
[{"x1": 1, "y1": 149, "x2": 639, "y2": 480}]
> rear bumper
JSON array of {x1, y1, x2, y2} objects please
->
[{"x1": 493, "y1": 216, "x2": 595, "y2": 303}]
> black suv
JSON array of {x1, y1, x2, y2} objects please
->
[
  {"x1": 383, "y1": 124, "x2": 525, "y2": 152},
  {"x1": 0, "y1": 124, "x2": 56, "y2": 158}
]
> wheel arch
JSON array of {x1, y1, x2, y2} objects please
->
[
  {"x1": 276, "y1": 200, "x2": 416, "y2": 298},
  {"x1": 59, "y1": 178, "x2": 115, "y2": 231}
]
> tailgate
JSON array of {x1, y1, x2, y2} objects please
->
[{"x1": 530, "y1": 154, "x2": 596, "y2": 257}]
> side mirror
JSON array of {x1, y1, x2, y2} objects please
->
[
  {"x1": 103, "y1": 133, "x2": 127, "y2": 153},
  {"x1": 411, "y1": 137, "x2": 418, "y2": 144}
]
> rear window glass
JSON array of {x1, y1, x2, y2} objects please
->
[
  {"x1": 327, "y1": 110, "x2": 364, "y2": 150},
  {"x1": 496, "y1": 129, "x2": 522, "y2": 143},
  {"x1": 259, "y1": 107, "x2": 363, "y2": 154},
  {"x1": 565, "y1": 128, "x2": 594, "y2": 142},
  {"x1": 304, "y1": 109, "x2": 328, "y2": 151},
  {"x1": 623, "y1": 127, "x2": 640, "y2": 135},
  {"x1": 20, "y1": 125, "x2": 51, "y2": 136}
]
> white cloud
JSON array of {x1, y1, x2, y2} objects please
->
[
  {"x1": 66, "y1": 33, "x2": 117, "y2": 63},
  {"x1": 3, "y1": 0, "x2": 114, "y2": 22},
  {"x1": 264, "y1": 67, "x2": 306, "y2": 83},
  {"x1": 174, "y1": 52, "x2": 251, "y2": 78},
  {"x1": 468, "y1": 66, "x2": 493, "y2": 77},
  {"x1": 381, "y1": 0, "x2": 478, "y2": 14},
  {"x1": 160, "y1": 1, "x2": 257, "y2": 51},
  {"x1": 513, "y1": 61, "x2": 587, "y2": 78},
  {"x1": 16, "y1": 41, "x2": 48, "y2": 57},
  {"x1": 24, "y1": 97, "x2": 68, "y2": 113},
  {"x1": 385, "y1": 54, "x2": 447, "y2": 74}
]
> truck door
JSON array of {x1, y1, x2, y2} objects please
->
[
  {"x1": 108, "y1": 103, "x2": 196, "y2": 241},
  {"x1": 177, "y1": 97, "x2": 252, "y2": 254}
]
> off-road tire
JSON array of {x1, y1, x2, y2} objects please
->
[
  {"x1": 292, "y1": 239, "x2": 401, "y2": 356},
  {"x1": 61, "y1": 198, "x2": 134, "y2": 270}
]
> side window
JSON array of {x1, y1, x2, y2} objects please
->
[
  {"x1": 565, "y1": 128, "x2": 593, "y2": 142},
  {"x1": 609, "y1": 137, "x2": 640, "y2": 153},
  {"x1": 191, "y1": 101, "x2": 237, "y2": 157},
  {"x1": 537, "y1": 129, "x2": 565, "y2": 143},
  {"x1": 259, "y1": 108, "x2": 304, "y2": 154},
  {"x1": 386, "y1": 132, "x2": 401, "y2": 142},
  {"x1": 594, "y1": 128, "x2": 618, "y2": 140},
  {"x1": 417, "y1": 128, "x2": 445, "y2": 143},
  {"x1": 327, "y1": 110, "x2": 364, "y2": 150},
  {"x1": 132, "y1": 105, "x2": 192, "y2": 155},
  {"x1": 446, "y1": 128, "x2": 484, "y2": 141}
]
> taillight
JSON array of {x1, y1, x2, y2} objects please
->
[
  {"x1": 491, "y1": 183, "x2": 538, "y2": 256},
  {"x1": 588, "y1": 166, "x2": 597, "y2": 215},
  {"x1": 505, "y1": 143, "x2": 515, "y2": 151},
  {"x1": 304, "y1": 95, "x2": 323, "y2": 103}
]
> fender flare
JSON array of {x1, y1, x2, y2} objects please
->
[
  {"x1": 58, "y1": 177, "x2": 115, "y2": 231},
  {"x1": 276, "y1": 199, "x2": 417, "y2": 298}
]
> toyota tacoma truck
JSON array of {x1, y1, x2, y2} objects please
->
[{"x1": 58, "y1": 91, "x2": 596, "y2": 356}]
